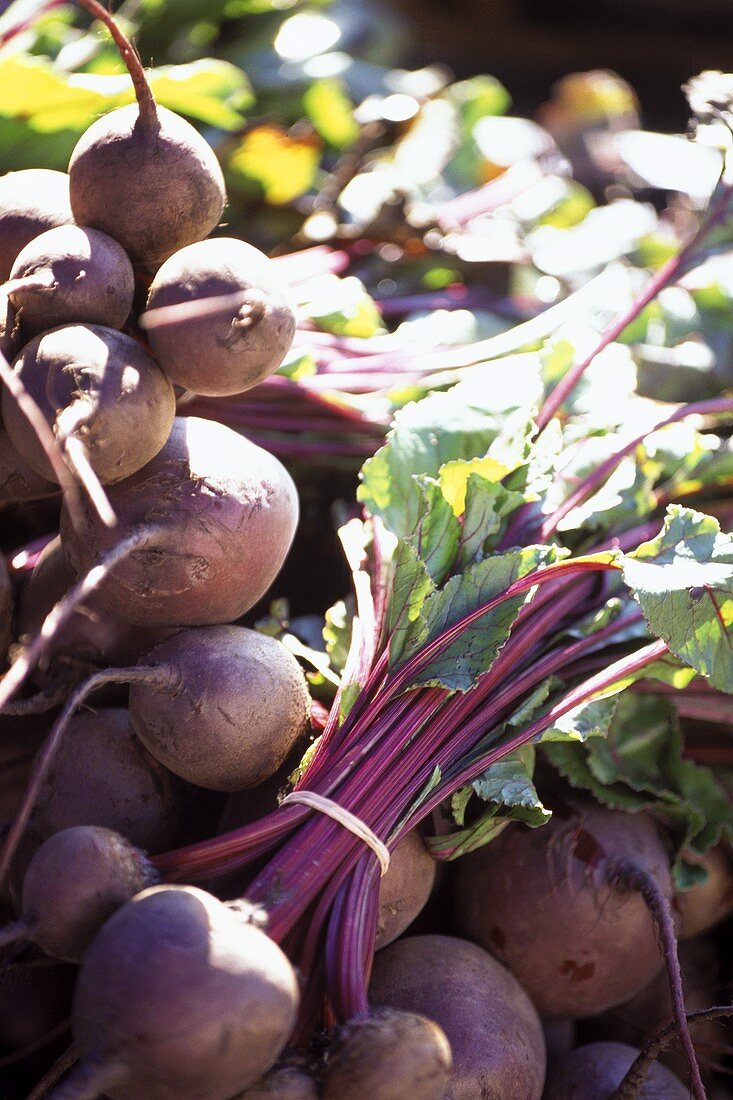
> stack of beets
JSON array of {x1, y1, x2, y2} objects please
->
[
  {"x1": 0, "y1": 1, "x2": 324, "y2": 1096},
  {"x1": 2, "y1": 4, "x2": 733, "y2": 1100}
]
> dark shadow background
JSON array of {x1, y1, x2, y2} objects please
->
[{"x1": 375, "y1": 0, "x2": 733, "y2": 128}]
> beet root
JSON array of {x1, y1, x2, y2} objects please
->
[
  {"x1": 29, "y1": 707, "x2": 191, "y2": 854},
  {"x1": 376, "y1": 828, "x2": 437, "y2": 950},
  {"x1": 17, "y1": 535, "x2": 172, "y2": 677},
  {"x1": 143, "y1": 238, "x2": 296, "y2": 396},
  {"x1": 0, "y1": 169, "x2": 73, "y2": 282},
  {"x1": 542, "y1": 1041, "x2": 689, "y2": 1100},
  {"x1": 61, "y1": 417, "x2": 299, "y2": 627},
  {"x1": 16, "y1": 825, "x2": 157, "y2": 962},
  {"x1": 60, "y1": 885, "x2": 299, "y2": 1100},
  {"x1": 2, "y1": 324, "x2": 175, "y2": 486},
  {"x1": 584, "y1": 936, "x2": 726, "y2": 1087},
  {"x1": 0, "y1": 412, "x2": 56, "y2": 506},
  {"x1": 236, "y1": 1065, "x2": 319, "y2": 1099},
  {"x1": 129, "y1": 625, "x2": 311, "y2": 791},
  {"x1": 68, "y1": 104, "x2": 226, "y2": 267},
  {"x1": 322, "y1": 1008, "x2": 452, "y2": 1100},
  {"x1": 370, "y1": 934, "x2": 546, "y2": 1100},
  {"x1": 8, "y1": 224, "x2": 135, "y2": 337},
  {"x1": 452, "y1": 801, "x2": 672, "y2": 1018}
]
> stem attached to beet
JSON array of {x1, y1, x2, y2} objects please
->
[
  {"x1": 25, "y1": 1044, "x2": 79, "y2": 1100},
  {"x1": 73, "y1": 0, "x2": 157, "y2": 130},
  {"x1": 45, "y1": 1057, "x2": 126, "y2": 1100},
  {"x1": 611, "y1": 1006, "x2": 733, "y2": 1100},
  {"x1": 0, "y1": 531, "x2": 142, "y2": 714},
  {"x1": 604, "y1": 857, "x2": 706, "y2": 1100}
]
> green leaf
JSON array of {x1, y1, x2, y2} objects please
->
[
  {"x1": 227, "y1": 124, "x2": 321, "y2": 205},
  {"x1": 472, "y1": 747, "x2": 549, "y2": 822},
  {"x1": 303, "y1": 79, "x2": 358, "y2": 148},
  {"x1": 621, "y1": 505, "x2": 733, "y2": 691},
  {"x1": 0, "y1": 54, "x2": 251, "y2": 134},
  {"x1": 339, "y1": 681, "x2": 361, "y2": 722},
  {"x1": 428, "y1": 747, "x2": 548, "y2": 861},
  {"x1": 147, "y1": 59, "x2": 254, "y2": 127},
  {"x1": 458, "y1": 474, "x2": 526, "y2": 566},
  {"x1": 449, "y1": 74, "x2": 511, "y2": 133},
  {"x1": 425, "y1": 812, "x2": 512, "y2": 860},
  {"x1": 359, "y1": 358, "x2": 542, "y2": 539},
  {"x1": 300, "y1": 275, "x2": 382, "y2": 338},
  {"x1": 387, "y1": 541, "x2": 435, "y2": 669},
  {"x1": 439, "y1": 456, "x2": 510, "y2": 515},
  {"x1": 540, "y1": 694, "x2": 620, "y2": 743},
  {"x1": 543, "y1": 692, "x2": 733, "y2": 875},
  {"x1": 323, "y1": 598, "x2": 353, "y2": 674},
  {"x1": 403, "y1": 544, "x2": 561, "y2": 690},
  {"x1": 409, "y1": 478, "x2": 461, "y2": 585}
]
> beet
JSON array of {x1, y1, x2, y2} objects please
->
[
  {"x1": 55, "y1": 885, "x2": 299, "y2": 1099},
  {"x1": 6, "y1": 826, "x2": 157, "y2": 962},
  {"x1": 322, "y1": 1007, "x2": 452, "y2": 1100},
  {"x1": 0, "y1": 414, "x2": 56, "y2": 506},
  {"x1": 60, "y1": 417, "x2": 299, "y2": 627},
  {"x1": 143, "y1": 238, "x2": 296, "y2": 396},
  {"x1": 128, "y1": 626, "x2": 311, "y2": 791},
  {"x1": 30, "y1": 707, "x2": 190, "y2": 854},
  {"x1": 370, "y1": 934, "x2": 546, "y2": 1100},
  {"x1": 7, "y1": 225, "x2": 134, "y2": 337},
  {"x1": 18, "y1": 536, "x2": 172, "y2": 676},
  {"x1": 453, "y1": 801, "x2": 672, "y2": 1018},
  {"x1": 375, "y1": 828, "x2": 437, "y2": 950},
  {"x1": 0, "y1": 169, "x2": 73, "y2": 282},
  {"x1": 69, "y1": 105, "x2": 226, "y2": 268},
  {"x1": 675, "y1": 844, "x2": 733, "y2": 940},
  {"x1": 2, "y1": 324, "x2": 175, "y2": 486},
  {"x1": 0, "y1": 713, "x2": 50, "y2": 827},
  {"x1": 542, "y1": 1041, "x2": 689, "y2": 1099},
  {"x1": 236, "y1": 1065, "x2": 319, "y2": 1099},
  {"x1": 584, "y1": 936, "x2": 726, "y2": 1086}
]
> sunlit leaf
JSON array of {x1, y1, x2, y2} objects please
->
[
  {"x1": 303, "y1": 78, "x2": 358, "y2": 148},
  {"x1": 227, "y1": 123, "x2": 321, "y2": 204}
]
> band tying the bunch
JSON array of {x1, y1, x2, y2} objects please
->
[{"x1": 281, "y1": 791, "x2": 390, "y2": 876}]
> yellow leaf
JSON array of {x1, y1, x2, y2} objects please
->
[
  {"x1": 228, "y1": 125, "x2": 321, "y2": 205},
  {"x1": 439, "y1": 456, "x2": 510, "y2": 516}
]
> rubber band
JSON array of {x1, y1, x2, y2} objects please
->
[{"x1": 280, "y1": 791, "x2": 390, "y2": 876}]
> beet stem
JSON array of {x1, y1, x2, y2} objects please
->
[
  {"x1": 45, "y1": 1057, "x2": 126, "y2": 1100},
  {"x1": 73, "y1": 0, "x2": 157, "y2": 130},
  {"x1": 536, "y1": 150, "x2": 733, "y2": 431},
  {"x1": 0, "y1": 350, "x2": 81, "y2": 521},
  {"x1": 0, "y1": 678, "x2": 75, "y2": 716},
  {"x1": 62, "y1": 435, "x2": 117, "y2": 529},
  {"x1": 4, "y1": 271, "x2": 57, "y2": 296},
  {"x1": 604, "y1": 857, "x2": 707, "y2": 1100},
  {"x1": 26, "y1": 1044, "x2": 78, "y2": 1100},
  {"x1": 0, "y1": 532, "x2": 141, "y2": 713},
  {"x1": 612, "y1": 1006, "x2": 733, "y2": 1100},
  {"x1": 541, "y1": 396, "x2": 733, "y2": 539}
]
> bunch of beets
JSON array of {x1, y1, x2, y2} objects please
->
[{"x1": 0, "y1": 1, "x2": 332, "y2": 1096}]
